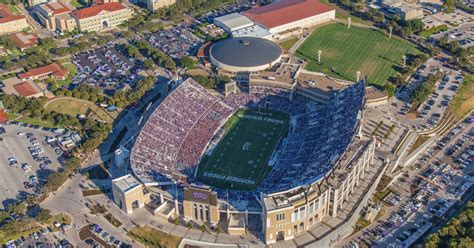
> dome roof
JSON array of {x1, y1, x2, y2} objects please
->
[{"x1": 210, "y1": 37, "x2": 282, "y2": 69}]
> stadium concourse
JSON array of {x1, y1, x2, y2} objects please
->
[{"x1": 130, "y1": 77, "x2": 365, "y2": 195}]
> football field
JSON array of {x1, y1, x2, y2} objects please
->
[
  {"x1": 296, "y1": 23, "x2": 422, "y2": 86},
  {"x1": 196, "y1": 109, "x2": 288, "y2": 190}
]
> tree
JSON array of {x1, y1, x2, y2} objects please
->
[
  {"x1": 383, "y1": 83, "x2": 396, "y2": 98},
  {"x1": 7, "y1": 202, "x2": 26, "y2": 216},
  {"x1": 143, "y1": 59, "x2": 154, "y2": 69},
  {"x1": 443, "y1": 0, "x2": 455, "y2": 13},
  {"x1": 180, "y1": 56, "x2": 195, "y2": 69},
  {"x1": 35, "y1": 209, "x2": 52, "y2": 223}
]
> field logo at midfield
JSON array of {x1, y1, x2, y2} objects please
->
[{"x1": 203, "y1": 172, "x2": 256, "y2": 185}]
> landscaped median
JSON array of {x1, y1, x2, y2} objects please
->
[
  {"x1": 127, "y1": 225, "x2": 181, "y2": 248},
  {"x1": 419, "y1": 25, "x2": 448, "y2": 38},
  {"x1": 450, "y1": 75, "x2": 474, "y2": 120}
]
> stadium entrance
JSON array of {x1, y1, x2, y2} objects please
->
[{"x1": 183, "y1": 185, "x2": 220, "y2": 224}]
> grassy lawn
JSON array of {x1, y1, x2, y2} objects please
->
[
  {"x1": 104, "y1": 213, "x2": 122, "y2": 227},
  {"x1": 374, "y1": 188, "x2": 392, "y2": 202},
  {"x1": 196, "y1": 109, "x2": 288, "y2": 190},
  {"x1": 450, "y1": 75, "x2": 474, "y2": 120},
  {"x1": 7, "y1": 4, "x2": 20, "y2": 14},
  {"x1": 296, "y1": 23, "x2": 422, "y2": 86},
  {"x1": 82, "y1": 189, "x2": 105, "y2": 197},
  {"x1": 128, "y1": 225, "x2": 181, "y2": 248},
  {"x1": 0, "y1": 219, "x2": 42, "y2": 245},
  {"x1": 45, "y1": 98, "x2": 96, "y2": 117},
  {"x1": 56, "y1": 61, "x2": 78, "y2": 87},
  {"x1": 16, "y1": 116, "x2": 56, "y2": 128},
  {"x1": 69, "y1": 0, "x2": 86, "y2": 8},
  {"x1": 280, "y1": 38, "x2": 298, "y2": 51},
  {"x1": 408, "y1": 134, "x2": 430, "y2": 155}
]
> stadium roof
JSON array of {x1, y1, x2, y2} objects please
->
[
  {"x1": 243, "y1": 0, "x2": 333, "y2": 29},
  {"x1": 210, "y1": 37, "x2": 281, "y2": 68},
  {"x1": 214, "y1": 13, "x2": 254, "y2": 31}
]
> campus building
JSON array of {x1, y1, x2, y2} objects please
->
[
  {"x1": 112, "y1": 174, "x2": 151, "y2": 214},
  {"x1": 243, "y1": 0, "x2": 335, "y2": 39},
  {"x1": 70, "y1": 3, "x2": 132, "y2": 32},
  {"x1": 0, "y1": 4, "x2": 29, "y2": 35},
  {"x1": 209, "y1": 37, "x2": 282, "y2": 72},
  {"x1": 35, "y1": 1, "x2": 73, "y2": 31},
  {"x1": 146, "y1": 0, "x2": 176, "y2": 12},
  {"x1": 1, "y1": 78, "x2": 45, "y2": 98},
  {"x1": 18, "y1": 63, "x2": 69, "y2": 81},
  {"x1": 183, "y1": 185, "x2": 220, "y2": 225},
  {"x1": 10, "y1": 32, "x2": 39, "y2": 51},
  {"x1": 214, "y1": 0, "x2": 334, "y2": 40}
]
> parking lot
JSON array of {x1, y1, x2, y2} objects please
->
[
  {"x1": 415, "y1": 73, "x2": 463, "y2": 127},
  {"x1": 0, "y1": 124, "x2": 64, "y2": 208},
  {"x1": 352, "y1": 117, "x2": 473, "y2": 247},
  {"x1": 390, "y1": 58, "x2": 461, "y2": 131},
  {"x1": 196, "y1": 1, "x2": 251, "y2": 23},
  {"x1": 71, "y1": 44, "x2": 143, "y2": 95},
  {"x1": 146, "y1": 26, "x2": 202, "y2": 59},
  {"x1": 431, "y1": 23, "x2": 474, "y2": 49}
]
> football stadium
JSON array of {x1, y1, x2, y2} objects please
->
[
  {"x1": 121, "y1": 0, "x2": 388, "y2": 245},
  {"x1": 127, "y1": 73, "x2": 384, "y2": 245}
]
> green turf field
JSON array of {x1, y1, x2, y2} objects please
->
[
  {"x1": 296, "y1": 23, "x2": 423, "y2": 86},
  {"x1": 196, "y1": 109, "x2": 289, "y2": 190}
]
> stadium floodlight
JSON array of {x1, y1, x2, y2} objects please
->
[
  {"x1": 348, "y1": 17, "x2": 351, "y2": 28},
  {"x1": 356, "y1": 71, "x2": 361, "y2": 82},
  {"x1": 318, "y1": 50, "x2": 322, "y2": 64},
  {"x1": 389, "y1": 26, "x2": 393, "y2": 39},
  {"x1": 402, "y1": 55, "x2": 407, "y2": 68}
]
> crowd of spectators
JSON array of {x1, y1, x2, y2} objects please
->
[{"x1": 130, "y1": 78, "x2": 365, "y2": 195}]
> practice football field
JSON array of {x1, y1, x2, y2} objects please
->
[
  {"x1": 196, "y1": 109, "x2": 289, "y2": 190},
  {"x1": 296, "y1": 23, "x2": 423, "y2": 86}
]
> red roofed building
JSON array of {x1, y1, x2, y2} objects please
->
[
  {"x1": 1, "y1": 77, "x2": 44, "y2": 98},
  {"x1": 10, "y1": 32, "x2": 39, "y2": 51},
  {"x1": 35, "y1": 1, "x2": 73, "y2": 31},
  {"x1": 243, "y1": 0, "x2": 335, "y2": 34},
  {"x1": 0, "y1": 4, "x2": 29, "y2": 35},
  {"x1": 18, "y1": 63, "x2": 69, "y2": 81},
  {"x1": 70, "y1": 2, "x2": 131, "y2": 32}
]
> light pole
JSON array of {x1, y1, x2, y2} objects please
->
[
  {"x1": 348, "y1": 17, "x2": 351, "y2": 28},
  {"x1": 402, "y1": 55, "x2": 407, "y2": 68},
  {"x1": 389, "y1": 26, "x2": 393, "y2": 39},
  {"x1": 318, "y1": 50, "x2": 322, "y2": 64},
  {"x1": 357, "y1": 71, "x2": 361, "y2": 82}
]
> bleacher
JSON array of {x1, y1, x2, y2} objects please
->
[{"x1": 130, "y1": 78, "x2": 365, "y2": 196}]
